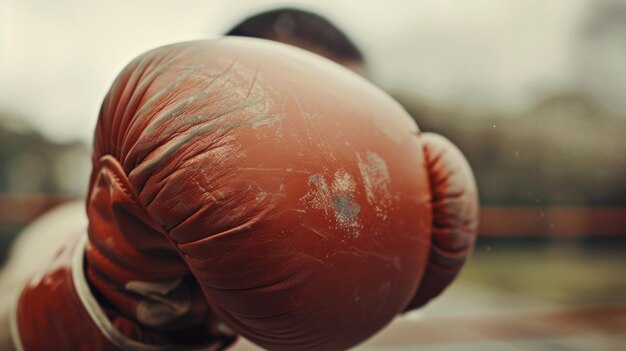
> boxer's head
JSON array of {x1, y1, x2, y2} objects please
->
[{"x1": 225, "y1": 8, "x2": 368, "y2": 77}]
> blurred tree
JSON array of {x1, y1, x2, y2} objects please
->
[
  {"x1": 394, "y1": 91, "x2": 626, "y2": 207},
  {"x1": 0, "y1": 111, "x2": 90, "y2": 195},
  {"x1": 575, "y1": 0, "x2": 626, "y2": 115}
]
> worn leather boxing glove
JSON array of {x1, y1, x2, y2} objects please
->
[
  {"x1": 403, "y1": 132, "x2": 478, "y2": 311},
  {"x1": 12, "y1": 37, "x2": 478, "y2": 351}
]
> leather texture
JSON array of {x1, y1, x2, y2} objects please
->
[
  {"x1": 403, "y1": 132, "x2": 479, "y2": 311},
  {"x1": 15, "y1": 232, "x2": 116, "y2": 351},
  {"x1": 15, "y1": 37, "x2": 479, "y2": 351}
]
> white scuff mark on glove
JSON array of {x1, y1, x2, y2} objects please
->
[
  {"x1": 357, "y1": 151, "x2": 392, "y2": 220},
  {"x1": 251, "y1": 113, "x2": 285, "y2": 129},
  {"x1": 301, "y1": 169, "x2": 362, "y2": 237},
  {"x1": 125, "y1": 279, "x2": 191, "y2": 327},
  {"x1": 303, "y1": 174, "x2": 332, "y2": 216},
  {"x1": 210, "y1": 137, "x2": 238, "y2": 160}
]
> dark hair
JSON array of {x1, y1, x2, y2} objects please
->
[{"x1": 225, "y1": 8, "x2": 364, "y2": 62}]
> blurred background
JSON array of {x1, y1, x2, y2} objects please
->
[{"x1": 1, "y1": 0, "x2": 625, "y2": 350}]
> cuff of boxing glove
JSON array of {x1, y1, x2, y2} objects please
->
[{"x1": 11, "y1": 234, "x2": 225, "y2": 351}]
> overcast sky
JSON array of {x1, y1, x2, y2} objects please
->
[{"x1": 0, "y1": 0, "x2": 603, "y2": 143}]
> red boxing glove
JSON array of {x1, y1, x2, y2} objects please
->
[
  {"x1": 12, "y1": 38, "x2": 478, "y2": 351},
  {"x1": 403, "y1": 132, "x2": 479, "y2": 311}
]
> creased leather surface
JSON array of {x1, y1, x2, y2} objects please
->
[
  {"x1": 18, "y1": 37, "x2": 479, "y2": 351},
  {"x1": 403, "y1": 133, "x2": 479, "y2": 311}
]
